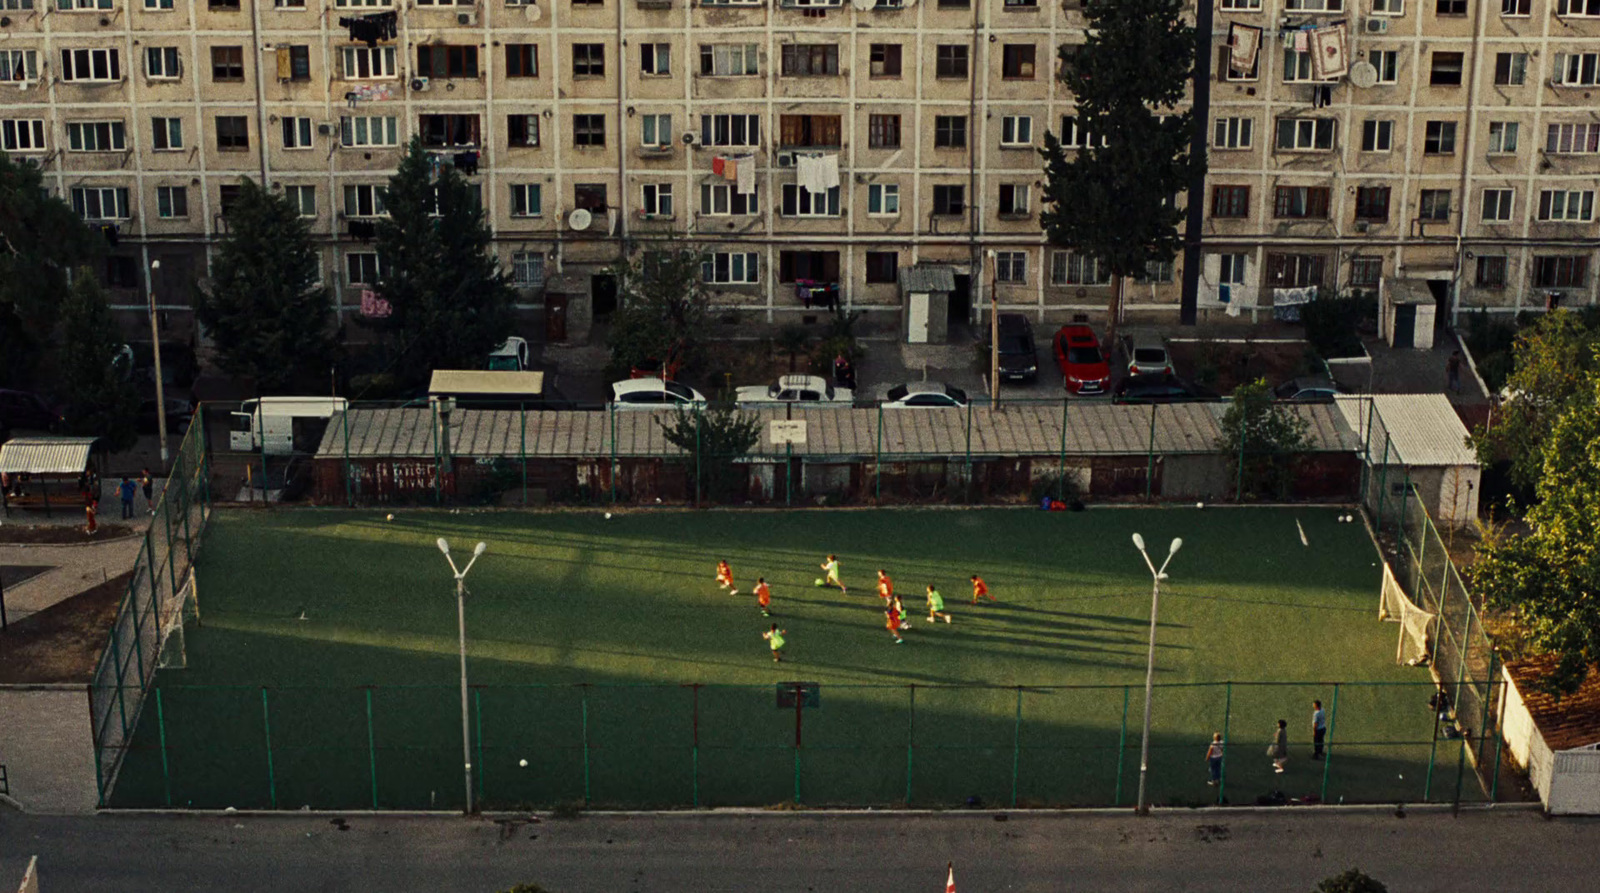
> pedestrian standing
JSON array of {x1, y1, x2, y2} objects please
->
[
  {"x1": 821, "y1": 554, "x2": 846, "y2": 593},
  {"x1": 1446, "y1": 350, "x2": 1463, "y2": 393},
  {"x1": 1205, "y1": 732, "x2": 1225, "y2": 786},
  {"x1": 1268, "y1": 719, "x2": 1289, "y2": 774},
  {"x1": 1311, "y1": 699, "x2": 1328, "y2": 760},
  {"x1": 85, "y1": 498, "x2": 99, "y2": 536},
  {"x1": 140, "y1": 468, "x2": 154, "y2": 513},
  {"x1": 117, "y1": 477, "x2": 137, "y2": 520},
  {"x1": 763, "y1": 624, "x2": 787, "y2": 662},
  {"x1": 970, "y1": 574, "x2": 994, "y2": 605},
  {"x1": 754, "y1": 577, "x2": 772, "y2": 617},
  {"x1": 925, "y1": 584, "x2": 952, "y2": 624}
]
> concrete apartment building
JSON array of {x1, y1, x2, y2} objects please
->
[{"x1": 0, "y1": 0, "x2": 1595, "y2": 344}]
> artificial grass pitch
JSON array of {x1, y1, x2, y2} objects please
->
[{"x1": 109, "y1": 506, "x2": 1474, "y2": 811}]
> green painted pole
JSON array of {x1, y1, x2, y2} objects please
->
[
  {"x1": 609, "y1": 404, "x2": 617, "y2": 505},
  {"x1": 1319, "y1": 684, "x2": 1339, "y2": 803},
  {"x1": 1374, "y1": 449, "x2": 1391, "y2": 537},
  {"x1": 1218, "y1": 681, "x2": 1231, "y2": 806},
  {"x1": 875, "y1": 404, "x2": 883, "y2": 503},
  {"x1": 695, "y1": 408, "x2": 703, "y2": 507},
  {"x1": 785, "y1": 443, "x2": 793, "y2": 507},
  {"x1": 156, "y1": 687, "x2": 172, "y2": 807},
  {"x1": 110, "y1": 623, "x2": 128, "y2": 740},
  {"x1": 475, "y1": 688, "x2": 485, "y2": 804},
  {"x1": 1235, "y1": 419, "x2": 1247, "y2": 502},
  {"x1": 1424, "y1": 691, "x2": 1441, "y2": 802},
  {"x1": 520, "y1": 402, "x2": 528, "y2": 506},
  {"x1": 581, "y1": 686, "x2": 591, "y2": 806},
  {"x1": 1058, "y1": 398, "x2": 1068, "y2": 500},
  {"x1": 904, "y1": 685, "x2": 915, "y2": 805},
  {"x1": 1010, "y1": 686, "x2": 1022, "y2": 808},
  {"x1": 1491, "y1": 653, "x2": 1505, "y2": 802},
  {"x1": 691, "y1": 684, "x2": 700, "y2": 808},
  {"x1": 261, "y1": 687, "x2": 277, "y2": 809},
  {"x1": 366, "y1": 688, "x2": 378, "y2": 809},
  {"x1": 1145, "y1": 403, "x2": 1157, "y2": 501},
  {"x1": 1114, "y1": 686, "x2": 1130, "y2": 807},
  {"x1": 964, "y1": 398, "x2": 973, "y2": 504},
  {"x1": 431, "y1": 400, "x2": 442, "y2": 505},
  {"x1": 342, "y1": 404, "x2": 353, "y2": 506},
  {"x1": 163, "y1": 479, "x2": 179, "y2": 600}
]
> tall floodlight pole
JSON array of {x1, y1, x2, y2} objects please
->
[
  {"x1": 437, "y1": 537, "x2": 488, "y2": 814},
  {"x1": 1132, "y1": 532, "x2": 1183, "y2": 816}
]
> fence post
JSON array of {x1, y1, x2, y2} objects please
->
[
  {"x1": 691, "y1": 684, "x2": 700, "y2": 809},
  {"x1": 1319, "y1": 683, "x2": 1339, "y2": 803},
  {"x1": 1424, "y1": 686, "x2": 1441, "y2": 802},
  {"x1": 694, "y1": 407, "x2": 703, "y2": 507},
  {"x1": 1374, "y1": 445, "x2": 1391, "y2": 537},
  {"x1": 261, "y1": 687, "x2": 277, "y2": 809},
  {"x1": 1218, "y1": 681, "x2": 1232, "y2": 806},
  {"x1": 1010, "y1": 686, "x2": 1023, "y2": 808},
  {"x1": 581, "y1": 684, "x2": 591, "y2": 806},
  {"x1": 431, "y1": 399, "x2": 442, "y2": 505},
  {"x1": 342, "y1": 404, "x2": 354, "y2": 507},
  {"x1": 1234, "y1": 418, "x2": 1247, "y2": 502},
  {"x1": 904, "y1": 684, "x2": 915, "y2": 806},
  {"x1": 964, "y1": 398, "x2": 974, "y2": 504},
  {"x1": 1145, "y1": 403, "x2": 1157, "y2": 501},
  {"x1": 875, "y1": 404, "x2": 884, "y2": 504},
  {"x1": 156, "y1": 687, "x2": 171, "y2": 808},
  {"x1": 475, "y1": 687, "x2": 485, "y2": 805},
  {"x1": 1490, "y1": 650, "x2": 1505, "y2": 802},
  {"x1": 608, "y1": 403, "x2": 618, "y2": 505},
  {"x1": 366, "y1": 687, "x2": 378, "y2": 809},
  {"x1": 1058, "y1": 398, "x2": 1068, "y2": 501},
  {"x1": 1114, "y1": 685, "x2": 1130, "y2": 807},
  {"x1": 520, "y1": 402, "x2": 528, "y2": 507},
  {"x1": 109, "y1": 621, "x2": 129, "y2": 741},
  {"x1": 162, "y1": 480, "x2": 179, "y2": 601}
]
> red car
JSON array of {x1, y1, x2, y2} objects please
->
[{"x1": 1051, "y1": 325, "x2": 1112, "y2": 395}]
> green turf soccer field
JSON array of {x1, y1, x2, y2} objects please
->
[{"x1": 110, "y1": 506, "x2": 1482, "y2": 811}]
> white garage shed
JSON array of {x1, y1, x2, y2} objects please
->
[
  {"x1": 1501, "y1": 656, "x2": 1600, "y2": 815},
  {"x1": 1338, "y1": 394, "x2": 1481, "y2": 525}
]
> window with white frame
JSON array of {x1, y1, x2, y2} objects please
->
[
  {"x1": 57, "y1": 0, "x2": 112, "y2": 10},
  {"x1": 1223, "y1": 44, "x2": 1259, "y2": 81},
  {"x1": 281, "y1": 117, "x2": 313, "y2": 149},
  {"x1": 995, "y1": 251, "x2": 1027, "y2": 283},
  {"x1": 142, "y1": 47, "x2": 180, "y2": 80},
  {"x1": 700, "y1": 183, "x2": 758, "y2": 216},
  {"x1": 1369, "y1": 50, "x2": 1398, "y2": 84},
  {"x1": 1218, "y1": 253, "x2": 1249, "y2": 285},
  {"x1": 284, "y1": 185, "x2": 315, "y2": 217},
  {"x1": 512, "y1": 252, "x2": 545, "y2": 288},
  {"x1": 343, "y1": 184, "x2": 388, "y2": 217},
  {"x1": 1553, "y1": 53, "x2": 1600, "y2": 86},
  {"x1": 156, "y1": 185, "x2": 188, "y2": 219},
  {"x1": 640, "y1": 113, "x2": 672, "y2": 148},
  {"x1": 508, "y1": 115, "x2": 540, "y2": 148},
  {"x1": 699, "y1": 44, "x2": 759, "y2": 77},
  {"x1": 1051, "y1": 252, "x2": 1110, "y2": 285},
  {"x1": 1276, "y1": 117, "x2": 1335, "y2": 151},
  {"x1": 998, "y1": 184, "x2": 1030, "y2": 216},
  {"x1": 1283, "y1": 49, "x2": 1333, "y2": 82},
  {"x1": 1538, "y1": 189, "x2": 1596, "y2": 222},
  {"x1": 1419, "y1": 189, "x2": 1452, "y2": 221},
  {"x1": 1, "y1": 119, "x2": 46, "y2": 152},
  {"x1": 346, "y1": 252, "x2": 381, "y2": 285},
  {"x1": 1213, "y1": 117, "x2": 1253, "y2": 149},
  {"x1": 1424, "y1": 120, "x2": 1457, "y2": 154},
  {"x1": 145, "y1": 0, "x2": 176, "y2": 9},
  {"x1": 702, "y1": 251, "x2": 759, "y2": 284},
  {"x1": 151, "y1": 117, "x2": 183, "y2": 151},
  {"x1": 1481, "y1": 189, "x2": 1514, "y2": 222},
  {"x1": 1501, "y1": 0, "x2": 1530, "y2": 12},
  {"x1": 0, "y1": 49, "x2": 38, "y2": 83},
  {"x1": 1486, "y1": 122, "x2": 1518, "y2": 154},
  {"x1": 1220, "y1": 0, "x2": 1261, "y2": 8},
  {"x1": 1135, "y1": 259, "x2": 1174, "y2": 283},
  {"x1": 1058, "y1": 115, "x2": 1105, "y2": 149},
  {"x1": 1000, "y1": 116, "x2": 1033, "y2": 146},
  {"x1": 1546, "y1": 122, "x2": 1600, "y2": 154},
  {"x1": 781, "y1": 185, "x2": 840, "y2": 217},
  {"x1": 509, "y1": 183, "x2": 542, "y2": 217},
  {"x1": 341, "y1": 46, "x2": 397, "y2": 80},
  {"x1": 70, "y1": 186, "x2": 129, "y2": 220},
  {"x1": 1557, "y1": 0, "x2": 1600, "y2": 15},
  {"x1": 641, "y1": 183, "x2": 673, "y2": 217},
  {"x1": 867, "y1": 183, "x2": 899, "y2": 216},
  {"x1": 336, "y1": 0, "x2": 390, "y2": 6},
  {"x1": 60, "y1": 48, "x2": 121, "y2": 82},
  {"x1": 341, "y1": 115, "x2": 398, "y2": 147},
  {"x1": 700, "y1": 114, "x2": 760, "y2": 147},
  {"x1": 1350, "y1": 257, "x2": 1383, "y2": 287},
  {"x1": 67, "y1": 121, "x2": 126, "y2": 152},
  {"x1": 1361, "y1": 119, "x2": 1393, "y2": 152},
  {"x1": 1493, "y1": 52, "x2": 1527, "y2": 86},
  {"x1": 641, "y1": 43, "x2": 670, "y2": 76},
  {"x1": 1371, "y1": 0, "x2": 1403, "y2": 13},
  {"x1": 1285, "y1": 0, "x2": 1343, "y2": 10}
]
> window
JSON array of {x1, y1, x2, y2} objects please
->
[
  {"x1": 1217, "y1": 253, "x2": 1249, "y2": 285},
  {"x1": 1002, "y1": 45, "x2": 1036, "y2": 79},
  {"x1": 870, "y1": 44, "x2": 902, "y2": 78},
  {"x1": 70, "y1": 187, "x2": 129, "y2": 220},
  {"x1": 0, "y1": 49, "x2": 38, "y2": 83},
  {"x1": 145, "y1": 0, "x2": 176, "y2": 9},
  {"x1": 936, "y1": 45, "x2": 968, "y2": 79},
  {"x1": 1481, "y1": 188, "x2": 1514, "y2": 222},
  {"x1": 335, "y1": 0, "x2": 388, "y2": 5},
  {"x1": 1354, "y1": 186, "x2": 1390, "y2": 221},
  {"x1": 868, "y1": 114, "x2": 901, "y2": 150},
  {"x1": 572, "y1": 44, "x2": 605, "y2": 77},
  {"x1": 277, "y1": 46, "x2": 311, "y2": 82},
  {"x1": 937, "y1": 0, "x2": 969, "y2": 7},
  {"x1": 934, "y1": 116, "x2": 967, "y2": 149},
  {"x1": 1275, "y1": 117, "x2": 1335, "y2": 151},
  {"x1": 151, "y1": 117, "x2": 183, "y2": 151},
  {"x1": 1211, "y1": 185, "x2": 1250, "y2": 218},
  {"x1": 1533, "y1": 256, "x2": 1587, "y2": 288},
  {"x1": 1419, "y1": 189, "x2": 1452, "y2": 221},
  {"x1": 0, "y1": 119, "x2": 45, "y2": 152},
  {"x1": 1051, "y1": 252, "x2": 1110, "y2": 285},
  {"x1": 1429, "y1": 51, "x2": 1464, "y2": 85},
  {"x1": 574, "y1": 184, "x2": 608, "y2": 212},
  {"x1": 156, "y1": 185, "x2": 188, "y2": 219},
  {"x1": 1361, "y1": 119, "x2": 1394, "y2": 152},
  {"x1": 1345, "y1": 257, "x2": 1381, "y2": 288},
  {"x1": 703, "y1": 252, "x2": 759, "y2": 284},
  {"x1": 1264, "y1": 253, "x2": 1325, "y2": 288},
  {"x1": 932, "y1": 184, "x2": 965, "y2": 215},
  {"x1": 641, "y1": 114, "x2": 672, "y2": 148},
  {"x1": 639, "y1": 43, "x2": 671, "y2": 76},
  {"x1": 995, "y1": 251, "x2": 1026, "y2": 283},
  {"x1": 274, "y1": 0, "x2": 305, "y2": 7},
  {"x1": 641, "y1": 184, "x2": 673, "y2": 217},
  {"x1": 1553, "y1": 53, "x2": 1600, "y2": 86},
  {"x1": 1000, "y1": 116, "x2": 1033, "y2": 147},
  {"x1": 780, "y1": 185, "x2": 841, "y2": 217},
  {"x1": 512, "y1": 253, "x2": 546, "y2": 289},
  {"x1": 998, "y1": 184, "x2": 1030, "y2": 216},
  {"x1": 867, "y1": 183, "x2": 899, "y2": 216},
  {"x1": 1131, "y1": 260, "x2": 1173, "y2": 283},
  {"x1": 1370, "y1": 50, "x2": 1398, "y2": 84},
  {"x1": 1557, "y1": 0, "x2": 1600, "y2": 13},
  {"x1": 146, "y1": 47, "x2": 180, "y2": 79},
  {"x1": 573, "y1": 114, "x2": 606, "y2": 147},
  {"x1": 416, "y1": 45, "x2": 478, "y2": 79},
  {"x1": 215, "y1": 116, "x2": 249, "y2": 150},
  {"x1": 1538, "y1": 190, "x2": 1596, "y2": 222},
  {"x1": 1501, "y1": 0, "x2": 1529, "y2": 13},
  {"x1": 1059, "y1": 115, "x2": 1105, "y2": 149},
  {"x1": 702, "y1": 114, "x2": 762, "y2": 147},
  {"x1": 1371, "y1": 0, "x2": 1403, "y2": 12},
  {"x1": 57, "y1": 0, "x2": 112, "y2": 10},
  {"x1": 1213, "y1": 117, "x2": 1253, "y2": 150},
  {"x1": 344, "y1": 185, "x2": 388, "y2": 217},
  {"x1": 280, "y1": 116, "x2": 313, "y2": 149},
  {"x1": 341, "y1": 115, "x2": 398, "y2": 147},
  {"x1": 700, "y1": 183, "x2": 758, "y2": 216},
  {"x1": 506, "y1": 44, "x2": 538, "y2": 78},
  {"x1": 781, "y1": 45, "x2": 838, "y2": 76},
  {"x1": 866, "y1": 252, "x2": 898, "y2": 284},
  {"x1": 1221, "y1": 43, "x2": 1259, "y2": 81},
  {"x1": 508, "y1": 115, "x2": 540, "y2": 148},
  {"x1": 1547, "y1": 123, "x2": 1600, "y2": 153},
  {"x1": 1002, "y1": 0, "x2": 1037, "y2": 7},
  {"x1": 1436, "y1": 0, "x2": 1466, "y2": 13},
  {"x1": 211, "y1": 47, "x2": 244, "y2": 82},
  {"x1": 1424, "y1": 120, "x2": 1457, "y2": 154},
  {"x1": 210, "y1": 0, "x2": 241, "y2": 9},
  {"x1": 1274, "y1": 185, "x2": 1330, "y2": 218},
  {"x1": 778, "y1": 251, "x2": 838, "y2": 284},
  {"x1": 700, "y1": 44, "x2": 759, "y2": 77},
  {"x1": 1476, "y1": 256, "x2": 1508, "y2": 288},
  {"x1": 60, "y1": 48, "x2": 121, "y2": 82},
  {"x1": 1487, "y1": 121, "x2": 1519, "y2": 154},
  {"x1": 66, "y1": 121, "x2": 126, "y2": 152},
  {"x1": 346, "y1": 253, "x2": 381, "y2": 286},
  {"x1": 1221, "y1": 0, "x2": 1262, "y2": 7},
  {"x1": 420, "y1": 114, "x2": 479, "y2": 148},
  {"x1": 1493, "y1": 52, "x2": 1526, "y2": 86},
  {"x1": 342, "y1": 46, "x2": 397, "y2": 79},
  {"x1": 1285, "y1": 0, "x2": 1343, "y2": 9},
  {"x1": 508, "y1": 184, "x2": 543, "y2": 218},
  {"x1": 285, "y1": 185, "x2": 316, "y2": 217},
  {"x1": 778, "y1": 115, "x2": 840, "y2": 147},
  {"x1": 1283, "y1": 49, "x2": 1329, "y2": 83}
]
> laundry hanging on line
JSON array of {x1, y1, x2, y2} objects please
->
[{"x1": 338, "y1": 12, "x2": 397, "y2": 48}]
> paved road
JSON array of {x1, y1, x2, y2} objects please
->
[{"x1": 3, "y1": 807, "x2": 1596, "y2": 892}]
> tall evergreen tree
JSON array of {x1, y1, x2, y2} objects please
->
[
  {"x1": 58, "y1": 271, "x2": 139, "y2": 453},
  {"x1": 0, "y1": 153, "x2": 101, "y2": 386},
  {"x1": 371, "y1": 139, "x2": 515, "y2": 384},
  {"x1": 1039, "y1": 0, "x2": 1201, "y2": 348},
  {"x1": 195, "y1": 178, "x2": 336, "y2": 393}
]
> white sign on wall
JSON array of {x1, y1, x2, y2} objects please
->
[{"x1": 769, "y1": 420, "x2": 807, "y2": 446}]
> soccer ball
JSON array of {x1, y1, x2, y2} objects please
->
[
  {"x1": 386, "y1": 513, "x2": 394, "y2": 521},
  {"x1": 1195, "y1": 502, "x2": 1204, "y2": 509},
  {"x1": 519, "y1": 759, "x2": 528, "y2": 768},
  {"x1": 815, "y1": 578, "x2": 825, "y2": 587},
  {"x1": 604, "y1": 512, "x2": 613, "y2": 520}
]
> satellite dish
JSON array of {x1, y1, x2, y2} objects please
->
[
  {"x1": 1348, "y1": 61, "x2": 1378, "y2": 89},
  {"x1": 523, "y1": 2, "x2": 542, "y2": 20},
  {"x1": 567, "y1": 208, "x2": 593, "y2": 230}
]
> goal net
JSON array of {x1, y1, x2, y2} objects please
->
[
  {"x1": 158, "y1": 573, "x2": 201, "y2": 670},
  {"x1": 1378, "y1": 562, "x2": 1435, "y2": 666}
]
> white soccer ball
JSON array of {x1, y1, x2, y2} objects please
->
[
  {"x1": 386, "y1": 513, "x2": 394, "y2": 521},
  {"x1": 519, "y1": 759, "x2": 528, "y2": 768},
  {"x1": 604, "y1": 512, "x2": 613, "y2": 520},
  {"x1": 1196, "y1": 502, "x2": 1204, "y2": 509}
]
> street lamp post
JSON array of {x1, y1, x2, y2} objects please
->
[
  {"x1": 148, "y1": 259, "x2": 170, "y2": 468},
  {"x1": 1131, "y1": 531, "x2": 1183, "y2": 816},
  {"x1": 437, "y1": 537, "x2": 488, "y2": 814},
  {"x1": 986, "y1": 249, "x2": 1000, "y2": 407}
]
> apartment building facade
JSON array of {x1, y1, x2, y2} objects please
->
[{"x1": 0, "y1": 0, "x2": 1595, "y2": 341}]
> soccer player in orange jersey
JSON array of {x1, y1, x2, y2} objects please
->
[
  {"x1": 876, "y1": 569, "x2": 893, "y2": 602},
  {"x1": 971, "y1": 574, "x2": 993, "y2": 605},
  {"x1": 754, "y1": 577, "x2": 773, "y2": 617},
  {"x1": 716, "y1": 560, "x2": 736, "y2": 594},
  {"x1": 885, "y1": 599, "x2": 904, "y2": 644}
]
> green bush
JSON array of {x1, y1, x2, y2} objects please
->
[
  {"x1": 1315, "y1": 868, "x2": 1388, "y2": 893},
  {"x1": 1463, "y1": 308, "x2": 1519, "y2": 392},
  {"x1": 1301, "y1": 295, "x2": 1370, "y2": 359}
]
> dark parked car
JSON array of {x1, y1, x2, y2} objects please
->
[
  {"x1": 1274, "y1": 377, "x2": 1343, "y2": 403},
  {"x1": 994, "y1": 313, "x2": 1038, "y2": 382},
  {"x1": 0, "y1": 389, "x2": 64, "y2": 440},
  {"x1": 1111, "y1": 374, "x2": 1220, "y2": 405},
  {"x1": 136, "y1": 397, "x2": 195, "y2": 434}
]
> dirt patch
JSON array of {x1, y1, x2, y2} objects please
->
[
  {"x1": 0, "y1": 524, "x2": 136, "y2": 544},
  {"x1": 1167, "y1": 341, "x2": 1320, "y2": 396},
  {"x1": 0, "y1": 570, "x2": 130, "y2": 684}
]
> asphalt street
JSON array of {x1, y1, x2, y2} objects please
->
[{"x1": 3, "y1": 807, "x2": 1597, "y2": 892}]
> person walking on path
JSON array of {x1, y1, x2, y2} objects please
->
[
  {"x1": 1446, "y1": 350, "x2": 1463, "y2": 393},
  {"x1": 140, "y1": 468, "x2": 155, "y2": 513},
  {"x1": 763, "y1": 624, "x2": 787, "y2": 662},
  {"x1": 117, "y1": 477, "x2": 137, "y2": 520},
  {"x1": 1311, "y1": 700, "x2": 1328, "y2": 760},
  {"x1": 821, "y1": 554, "x2": 846, "y2": 593},
  {"x1": 1205, "y1": 732, "x2": 1225, "y2": 786},
  {"x1": 1269, "y1": 719, "x2": 1289, "y2": 774},
  {"x1": 970, "y1": 574, "x2": 994, "y2": 605},
  {"x1": 754, "y1": 577, "x2": 773, "y2": 617},
  {"x1": 926, "y1": 584, "x2": 952, "y2": 624}
]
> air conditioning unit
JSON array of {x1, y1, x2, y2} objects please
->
[
  {"x1": 1364, "y1": 18, "x2": 1388, "y2": 33},
  {"x1": 317, "y1": 122, "x2": 334, "y2": 136},
  {"x1": 410, "y1": 76, "x2": 430, "y2": 92},
  {"x1": 457, "y1": 11, "x2": 478, "y2": 25},
  {"x1": 776, "y1": 151, "x2": 796, "y2": 168},
  {"x1": 681, "y1": 130, "x2": 698, "y2": 146},
  {"x1": 1354, "y1": 221, "x2": 1369, "y2": 234}
]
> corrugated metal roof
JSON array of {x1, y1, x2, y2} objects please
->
[
  {"x1": 0, "y1": 436, "x2": 98, "y2": 474},
  {"x1": 899, "y1": 265, "x2": 956, "y2": 293},
  {"x1": 1336, "y1": 394, "x2": 1476, "y2": 468},
  {"x1": 316, "y1": 403, "x2": 1358, "y2": 460}
]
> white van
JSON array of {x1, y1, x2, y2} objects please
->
[{"x1": 229, "y1": 397, "x2": 348, "y2": 455}]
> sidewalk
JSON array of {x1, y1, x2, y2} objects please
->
[{"x1": 0, "y1": 534, "x2": 145, "y2": 625}]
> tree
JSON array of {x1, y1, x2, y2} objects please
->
[
  {"x1": 195, "y1": 179, "x2": 336, "y2": 393},
  {"x1": 1471, "y1": 362, "x2": 1600, "y2": 695},
  {"x1": 57, "y1": 271, "x2": 139, "y2": 453},
  {"x1": 1315, "y1": 868, "x2": 1389, "y2": 893},
  {"x1": 1470, "y1": 310, "x2": 1600, "y2": 492},
  {"x1": 659, "y1": 404, "x2": 761, "y2": 504},
  {"x1": 0, "y1": 153, "x2": 101, "y2": 386},
  {"x1": 1216, "y1": 378, "x2": 1312, "y2": 499},
  {"x1": 370, "y1": 139, "x2": 515, "y2": 385},
  {"x1": 1038, "y1": 0, "x2": 1200, "y2": 349},
  {"x1": 604, "y1": 239, "x2": 711, "y2": 381}
]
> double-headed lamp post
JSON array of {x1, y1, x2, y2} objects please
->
[
  {"x1": 1131, "y1": 532, "x2": 1183, "y2": 816},
  {"x1": 437, "y1": 537, "x2": 488, "y2": 814}
]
